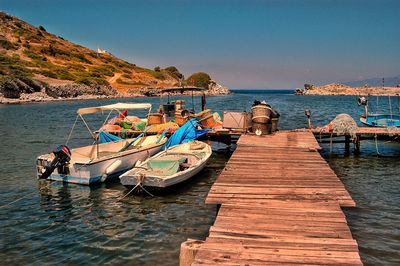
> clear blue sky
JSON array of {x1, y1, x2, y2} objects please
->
[{"x1": 1, "y1": 0, "x2": 399, "y2": 88}]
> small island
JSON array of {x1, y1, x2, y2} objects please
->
[{"x1": 298, "y1": 83, "x2": 400, "y2": 96}]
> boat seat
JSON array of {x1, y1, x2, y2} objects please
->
[{"x1": 146, "y1": 158, "x2": 186, "y2": 176}]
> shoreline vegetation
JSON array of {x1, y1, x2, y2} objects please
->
[
  {"x1": 0, "y1": 12, "x2": 230, "y2": 105},
  {"x1": 300, "y1": 83, "x2": 400, "y2": 96}
]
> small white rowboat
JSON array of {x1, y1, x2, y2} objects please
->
[{"x1": 120, "y1": 141, "x2": 212, "y2": 191}]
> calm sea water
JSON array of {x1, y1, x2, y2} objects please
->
[{"x1": 0, "y1": 90, "x2": 399, "y2": 265}]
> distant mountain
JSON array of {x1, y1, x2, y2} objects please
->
[{"x1": 343, "y1": 75, "x2": 400, "y2": 87}]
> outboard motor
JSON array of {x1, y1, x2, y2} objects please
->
[{"x1": 39, "y1": 145, "x2": 71, "y2": 179}]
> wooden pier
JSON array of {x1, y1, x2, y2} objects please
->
[{"x1": 181, "y1": 131, "x2": 362, "y2": 265}]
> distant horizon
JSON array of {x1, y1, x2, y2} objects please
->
[{"x1": 2, "y1": 0, "x2": 399, "y2": 88}]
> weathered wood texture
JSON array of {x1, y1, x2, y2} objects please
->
[
  {"x1": 308, "y1": 127, "x2": 400, "y2": 136},
  {"x1": 191, "y1": 132, "x2": 362, "y2": 265}
]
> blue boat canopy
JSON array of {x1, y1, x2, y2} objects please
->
[
  {"x1": 165, "y1": 118, "x2": 210, "y2": 148},
  {"x1": 99, "y1": 131, "x2": 123, "y2": 143}
]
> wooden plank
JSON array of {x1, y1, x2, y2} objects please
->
[
  {"x1": 193, "y1": 248, "x2": 362, "y2": 265},
  {"x1": 187, "y1": 132, "x2": 360, "y2": 265},
  {"x1": 200, "y1": 241, "x2": 360, "y2": 259}
]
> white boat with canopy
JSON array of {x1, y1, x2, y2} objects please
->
[{"x1": 36, "y1": 103, "x2": 167, "y2": 185}]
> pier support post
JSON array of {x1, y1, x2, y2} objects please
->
[
  {"x1": 344, "y1": 135, "x2": 350, "y2": 155},
  {"x1": 179, "y1": 239, "x2": 204, "y2": 266},
  {"x1": 354, "y1": 136, "x2": 361, "y2": 155}
]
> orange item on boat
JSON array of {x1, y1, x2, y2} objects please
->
[
  {"x1": 101, "y1": 124, "x2": 122, "y2": 132},
  {"x1": 147, "y1": 122, "x2": 179, "y2": 134}
]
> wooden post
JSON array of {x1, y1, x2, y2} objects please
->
[
  {"x1": 179, "y1": 239, "x2": 204, "y2": 266},
  {"x1": 344, "y1": 135, "x2": 350, "y2": 155},
  {"x1": 354, "y1": 136, "x2": 361, "y2": 154}
]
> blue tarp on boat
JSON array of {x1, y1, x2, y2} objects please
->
[
  {"x1": 99, "y1": 131, "x2": 122, "y2": 143},
  {"x1": 165, "y1": 118, "x2": 210, "y2": 148}
]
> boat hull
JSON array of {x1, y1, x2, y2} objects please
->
[
  {"x1": 37, "y1": 144, "x2": 164, "y2": 185},
  {"x1": 120, "y1": 141, "x2": 212, "y2": 191},
  {"x1": 360, "y1": 114, "x2": 400, "y2": 128},
  {"x1": 120, "y1": 156, "x2": 209, "y2": 189}
]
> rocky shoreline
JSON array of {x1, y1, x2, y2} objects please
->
[
  {"x1": 0, "y1": 78, "x2": 230, "y2": 104},
  {"x1": 302, "y1": 83, "x2": 400, "y2": 96}
]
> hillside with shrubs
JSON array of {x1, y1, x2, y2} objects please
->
[{"x1": 0, "y1": 12, "x2": 229, "y2": 102}]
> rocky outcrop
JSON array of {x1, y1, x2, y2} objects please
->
[
  {"x1": 207, "y1": 80, "x2": 230, "y2": 95},
  {"x1": 45, "y1": 84, "x2": 117, "y2": 98},
  {"x1": 303, "y1": 83, "x2": 400, "y2": 96},
  {"x1": 0, "y1": 77, "x2": 44, "y2": 98},
  {"x1": 0, "y1": 77, "x2": 119, "y2": 103}
]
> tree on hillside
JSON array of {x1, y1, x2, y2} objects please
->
[
  {"x1": 304, "y1": 84, "x2": 314, "y2": 90},
  {"x1": 164, "y1": 66, "x2": 183, "y2": 79},
  {"x1": 186, "y1": 72, "x2": 211, "y2": 89}
]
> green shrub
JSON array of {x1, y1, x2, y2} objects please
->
[
  {"x1": 186, "y1": 72, "x2": 211, "y2": 89},
  {"x1": 304, "y1": 84, "x2": 314, "y2": 90},
  {"x1": 72, "y1": 53, "x2": 92, "y2": 64},
  {"x1": 122, "y1": 68, "x2": 132, "y2": 74},
  {"x1": 67, "y1": 64, "x2": 86, "y2": 72},
  {"x1": 0, "y1": 39, "x2": 18, "y2": 50},
  {"x1": 54, "y1": 67, "x2": 75, "y2": 80},
  {"x1": 40, "y1": 70, "x2": 58, "y2": 79},
  {"x1": 154, "y1": 66, "x2": 161, "y2": 72},
  {"x1": 122, "y1": 73, "x2": 131, "y2": 78},
  {"x1": 165, "y1": 66, "x2": 183, "y2": 79},
  {"x1": 89, "y1": 65, "x2": 115, "y2": 77},
  {"x1": 75, "y1": 77, "x2": 109, "y2": 86},
  {"x1": 134, "y1": 66, "x2": 165, "y2": 80},
  {"x1": 38, "y1": 25, "x2": 46, "y2": 32},
  {"x1": 24, "y1": 49, "x2": 45, "y2": 61},
  {"x1": 116, "y1": 78, "x2": 147, "y2": 86}
]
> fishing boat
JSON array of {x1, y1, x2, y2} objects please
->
[
  {"x1": 36, "y1": 103, "x2": 167, "y2": 185},
  {"x1": 358, "y1": 96, "x2": 400, "y2": 127},
  {"x1": 119, "y1": 140, "x2": 212, "y2": 191}
]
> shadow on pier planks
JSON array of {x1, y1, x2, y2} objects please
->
[{"x1": 191, "y1": 131, "x2": 362, "y2": 265}]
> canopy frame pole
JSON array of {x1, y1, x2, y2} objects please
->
[
  {"x1": 191, "y1": 90, "x2": 195, "y2": 112},
  {"x1": 65, "y1": 115, "x2": 79, "y2": 146},
  {"x1": 79, "y1": 114, "x2": 96, "y2": 140},
  {"x1": 146, "y1": 107, "x2": 152, "y2": 128},
  {"x1": 100, "y1": 110, "x2": 115, "y2": 129}
]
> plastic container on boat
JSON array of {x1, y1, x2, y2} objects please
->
[
  {"x1": 199, "y1": 114, "x2": 217, "y2": 128},
  {"x1": 195, "y1": 109, "x2": 212, "y2": 120},
  {"x1": 251, "y1": 105, "x2": 272, "y2": 123},
  {"x1": 175, "y1": 112, "x2": 188, "y2": 126},
  {"x1": 147, "y1": 113, "x2": 163, "y2": 125}
]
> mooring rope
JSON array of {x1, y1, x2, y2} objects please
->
[
  {"x1": 117, "y1": 183, "x2": 141, "y2": 202},
  {"x1": 374, "y1": 134, "x2": 382, "y2": 156},
  {"x1": 117, "y1": 173, "x2": 154, "y2": 201}
]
